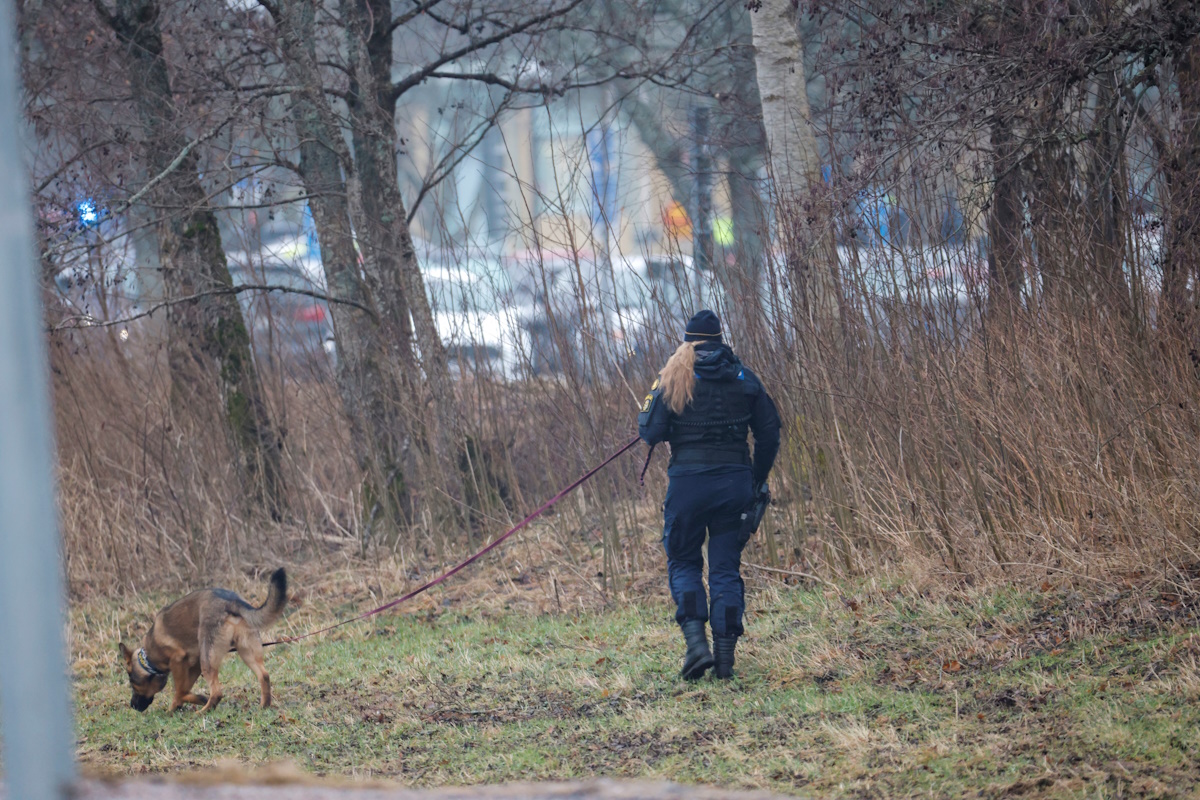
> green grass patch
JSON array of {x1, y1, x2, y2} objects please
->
[{"x1": 71, "y1": 578, "x2": 1200, "y2": 798}]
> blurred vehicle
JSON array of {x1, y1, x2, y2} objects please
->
[
  {"x1": 50, "y1": 229, "x2": 144, "y2": 344},
  {"x1": 840, "y1": 242, "x2": 984, "y2": 342},
  {"x1": 225, "y1": 253, "x2": 336, "y2": 373},
  {"x1": 845, "y1": 188, "x2": 912, "y2": 249},
  {"x1": 424, "y1": 262, "x2": 528, "y2": 380},
  {"x1": 604, "y1": 254, "x2": 692, "y2": 364},
  {"x1": 501, "y1": 255, "x2": 582, "y2": 377},
  {"x1": 501, "y1": 252, "x2": 696, "y2": 377}
]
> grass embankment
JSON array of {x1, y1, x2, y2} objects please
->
[{"x1": 71, "y1": 567, "x2": 1200, "y2": 798}]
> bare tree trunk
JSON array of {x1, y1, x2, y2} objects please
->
[
  {"x1": 344, "y1": 2, "x2": 417, "y2": 381},
  {"x1": 749, "y1": 0, "x2": 835, "y2": 325},
  {"x1": 723, "y1": 1, "x2": 768, "y2": 299},
  {"x1": 1029, "y1": 87, "x2": 1084, "y2": 304},
  {"x1": 987, "y1": 117, "x2": 1024, "y2": 301},
  {"x1": 100, "y1": 0, "x2": 287, "y2": 518},
  {"x1": 1164, "y1": 35, "x2": 1200, "y2": 336},
  {"x1": 748, "y1": 0, "x2": 820, "y2": 200},
  {"x1": 621, "y1": 85, "x2": 692, "y2": 213},
  {"x1": 270, "y1": 0, "x2": 412, "y2": 531},
  {"x1": 345, "y1": 0, "x2": 465, "y2": 514},
  {"x1": 1086, "y1": 74, "x2": 1133, "y2": 316},
  {"x1": 728, "y1": 148, "x2": 766, "y2": 293}
]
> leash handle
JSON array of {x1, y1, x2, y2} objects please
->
[
  {"x1": 264, "y1": 435, "x2": 643, "y2": 647},
  {"x1": 639, "y1": 442, "x2": 656, "y2": 485}
]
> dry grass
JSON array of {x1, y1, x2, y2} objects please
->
[{"x1": 50, "y1": 293, "x2": 1200, "y2": 606}]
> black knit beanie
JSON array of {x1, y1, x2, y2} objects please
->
[{"x1": 683, "y1": 309, "x2": 722, "y2": 342}]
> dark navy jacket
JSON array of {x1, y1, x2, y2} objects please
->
[{"x1": 638, "y1": 342, "x2": 781, "y2": 484}]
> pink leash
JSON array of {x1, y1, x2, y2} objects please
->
[{"x1": 264, "y1": 435, "x2": 642, "y2": 647}]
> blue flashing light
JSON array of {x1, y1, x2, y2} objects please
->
[{"x1": 78, "y1": 199, "x2": 98, "y2": 226}]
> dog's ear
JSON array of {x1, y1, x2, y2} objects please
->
[{"x1": 118, "y1": 642, "x2": 134, "y2": 670}]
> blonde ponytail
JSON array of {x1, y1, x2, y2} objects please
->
[{"x1": 659, "y1": 341, "x2": 697, "y2": 414}]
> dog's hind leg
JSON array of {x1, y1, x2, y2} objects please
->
[
  {"x1": 234, "y1": 624, "x2": 271, "y2": 708},
  {"x1": 197, "y1": 624, "x2": 228, "y2": 713}
]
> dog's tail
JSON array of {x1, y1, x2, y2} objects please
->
[{"x1": 243, "y1": 568, "x2": 288, "y2": 631}]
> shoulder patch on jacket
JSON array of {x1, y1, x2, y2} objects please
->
[
  {"x1": 740, "y1": 367, "x2": 764, "y2": 394},
  {"x1": 638, "y1": 384, "x2": 663, "y2": 426}
]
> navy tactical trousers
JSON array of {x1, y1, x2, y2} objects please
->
[{"x1": 662, "y1": 469, "x2": 755, "y2": 637}]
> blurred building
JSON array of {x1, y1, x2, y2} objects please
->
[{"x1": 397, "y1": 81, "x2": 733, "y2": 269}]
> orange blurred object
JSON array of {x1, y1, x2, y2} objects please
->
[{"x1": 662, "y1": 201, "x2": 692, "y2": 238}]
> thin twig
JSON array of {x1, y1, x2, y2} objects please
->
[
  {"x1": 49, "y1": 283, "x2": 376, "y2": 332},
  {"x1": 744, "y1": 562, "x2": 838, "y2": 588}
]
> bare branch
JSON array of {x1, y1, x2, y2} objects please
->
[
  {"x1": 406, "y1": 114, "x2": 499, "y2": 222},
  {"x1": 422, "y1": 7, "x2": 468, "y2": 34},
  {"x1": 388, "y1": 0, "x2": 449, "y2": 34},
  {"x1": 424, "y1": 70, "x2": 543, "y2": 93},
  {"x1": 388, "y1": 0, "x2": 588, "y2": 102},
  {"x1": 50, "y1": 283, "x2": 377, "y2": 333}
]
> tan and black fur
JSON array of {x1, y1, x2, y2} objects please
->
[{"x1": 118, "y1": 568, "x2": 287, "y2": 713}]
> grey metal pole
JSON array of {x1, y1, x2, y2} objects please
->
[
  {"x1": 0, "y1": 0, "x2": 78, "y2": 794},
  {"x1": 690, "y1": 106, "x2": 712, "y2": 301}
]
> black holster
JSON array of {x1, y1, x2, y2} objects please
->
[{"x1": 739, "y1": 482, "x2": 771, "y2": 535}]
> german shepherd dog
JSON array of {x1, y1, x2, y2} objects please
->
[{"x1": 118, "y1": 569, "x2": 287, "y2": 713}]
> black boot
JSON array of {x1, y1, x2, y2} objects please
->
[
  {"x1": 680, "y1": 619, "x2": 714, "y2": 680},
  {"x1": 713, "y1": 635, "x2": 738, "y2": 679}
]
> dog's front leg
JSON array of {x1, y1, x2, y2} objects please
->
[
  {"x1": 167, "y1": 658, "x2": 190, "y2": 712},
  {"x1": 172, "y1": 662, "x2": 207, "y2": 709},
  {"x1": 166, "y1": 659, "x2": 204, "y2": 711}
]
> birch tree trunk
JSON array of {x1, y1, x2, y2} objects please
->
[
  {"x1": 100, "y1": 0, "x2": 287, "y2": 518},
  {"x1": 749, "y1": 0, "x2": 836, "y2": 325},
  {"x1": 749, "y1": 0, "x2": 820, "y2": 200}
]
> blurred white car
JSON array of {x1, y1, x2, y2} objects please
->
[
  {"x1": 839, "y1": 243, "x2": 985, "y2": 340},
  {"x1": 225, "y1": 250, "x2": 337, "y2": 373},
  {"x1": 424, "y1": 263, "x2": 529, "y2": 380},
  {"x1": 51, "y1": 231, "x2": 142, "y2": 343},
  {"x1": 604, "y1": 254, "x2": 693, "y2": 364}
]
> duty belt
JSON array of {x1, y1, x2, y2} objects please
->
[
  {"x1": 670, "y1": 414, "x2": 751, "y2": 429},
  {"x1": 669, "y1": 448, "x2": 752, "y2": 466}
]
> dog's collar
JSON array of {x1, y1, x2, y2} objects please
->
[{"x1": 136, "y1": 648, "x2": 166, "y2": 677}]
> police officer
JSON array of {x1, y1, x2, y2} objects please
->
[{"x1": 638, "y1": 310, "x2": 781, "y2": 680}]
